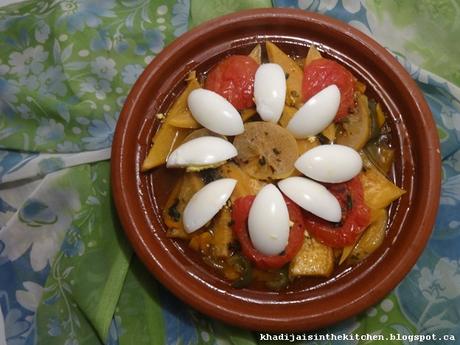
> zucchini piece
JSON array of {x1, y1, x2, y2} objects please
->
[{"x1": 347, "y1": 208, "x2": 388, "y2": 264}]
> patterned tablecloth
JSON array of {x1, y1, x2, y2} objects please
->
[{"x1": 0, "y1": 0, "x2": 459, "y2": 344}]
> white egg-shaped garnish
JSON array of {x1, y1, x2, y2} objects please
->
[
  {"x1": 187, "y1": 88, "x2": 244, "y2": 135},
  {"x1": 286, "y1": 85, "x2": 340, "y2": 138},
  {"x1": 295, "y1": 144, "x2": 362, "y2": 183},
  {"x1": 278, "y1": 177, "x2": 341, "y2": 223},
  {"x1": 183, "y1": 178, "x2": 237, "y2": 233},
  {"x1": 248, "y1": 184, "x2": 290, "y2": 255},
  {"x1": 254, "y1": 63, "x2": 286, "y2": 123},
  {"x1": 166, "y1": 136, "x2": 237, "y2": 168}
]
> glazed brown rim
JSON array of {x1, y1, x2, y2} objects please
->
[{"x1": 111, "y1": 8, "x2": 441, "y2": 331}]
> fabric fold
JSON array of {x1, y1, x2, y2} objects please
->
[{"x1": 34, "y1": 162, "x2": 132, "y2": 344}]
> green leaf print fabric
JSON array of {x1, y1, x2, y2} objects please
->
[
  {"x1": 0, "y1": 0, "x2": 459, "y2": 345},
  {"x1": 0, "y1": 0, "x2": 183, "y2": 153}
]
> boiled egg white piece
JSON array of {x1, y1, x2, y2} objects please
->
[
  {"x1": 278, "y1": 176, "x2": 341, "y2": 222},
  {"x1": 295, "y1": 144, "x2": 362, "y2": 183},
  {"x1": 187, "y1": 88, "x2": 244, "y2": 136},
  {"x1": 166, "y1": 136, "x2": 237, "y2": 168},
  {"x1": 248, "y1": 184, "x2": 290, "y2": 255},
  {"x1": 286, "y1": 85, "x2": 340, "y2": 138},
  {"x1": 254, "y1": 63, "x2": 286, "y2": 123},
  {"x1": 183, "y1": 178, "x2": 237, "y2": 233}
]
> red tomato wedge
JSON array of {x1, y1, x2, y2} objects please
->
[
  {"x1": 205, "y1": 55, "x2": 259, "y2": 110},
  {"x1": 302, "y1": 58, "x2": 356, "y2": 120},
  {"x1": 303, "y1": 177, "x2": 370, "y2": 248},
  {"x1": 232, "y1": 195, "x2": 305, "y2": 270}
]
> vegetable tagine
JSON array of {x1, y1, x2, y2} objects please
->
[{"x1": 142, "y1": 42, "x2": 405, "y2": 290}]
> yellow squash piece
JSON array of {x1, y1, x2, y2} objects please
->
[
  {"x1": 376, "y1": 102, "x2": 386, "y2": 128},
  {"x1": 339, "y1": 208, "x2": 388, "y2": 264},
  {"x1": 278, "y1": 105, "x2": 297, "y2": 128},
  {"x1": 336, "y1": 92, "x2": 371, "y2": 150},
  {"x1": 279, "y1": 104, "x2": 336, "y2": 142},
  {"x1": 304, "y1": 45, "x2": 322, "y2": 66},
  {"x1": 321, "y1": 123, "x2": 336, "y2": 142},
  {"x1": 238, "y1": 45, "x2": 262, "y2": 123},
  {"x1": 233, "y1": 122, "x2": 298, "y2": 180},
  {"x1": 162, "y1": 172, "x2": 205, "y2": 239},
  {"x1": 141, "y1": 71, "x2": 201, "y2": 171},
  {"x1": 266, "y1": 41, "x2": 304, "y2": 108},
  {"x1": 141, "y1": 124, "x2": 192, "y2": 172},
  {"x1": 163, "y1": 174, "x2": 184, "y2": 229},
  {"x1": 189, "y1": 231, "x2": 213, "y2": 253},
  {"x1": 241, "y1": 107, "x2": 258, "y2": 122},
  {"x1": 167, "y1": 71, "x2": 201, "y2": 128},
  {"x1": 347, "y1": 209, "x2": 388, "y2": 264},
  {"x1": 180, "y1": 128, "x2": 228, "y2": 172},
  {"x1": 289, "y1": 235, "x2": 335, "y2": 278},
  {"x1": 296, "y1": 136, "x2": 320, "y2": 156},
  {"x1": 210, "y1": 207, "x2": 233, "y2": 258},
  {"x1": 360, "y1": 157, "x2": 405, "y2": 210},
  {"x1": 218, "y1": 162, "x2": 264, "y2": 200}
]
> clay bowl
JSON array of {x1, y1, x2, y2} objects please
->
[{"x1": 111, "y1": 8, "x2": 441, "y2": 331}]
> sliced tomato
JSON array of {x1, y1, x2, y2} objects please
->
[
  {"x1": 205, "y1": 55, "x2": 259, "y2": 110},
  {"x1": 303, "y1": 177, "x2": 370, "y2": 248},
  {"x1": 302, "y1": 58, "x2": 356, "y2": 120},
  {"x1": 232, "y1": 195, "x2": 304, "y2": 270}
]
